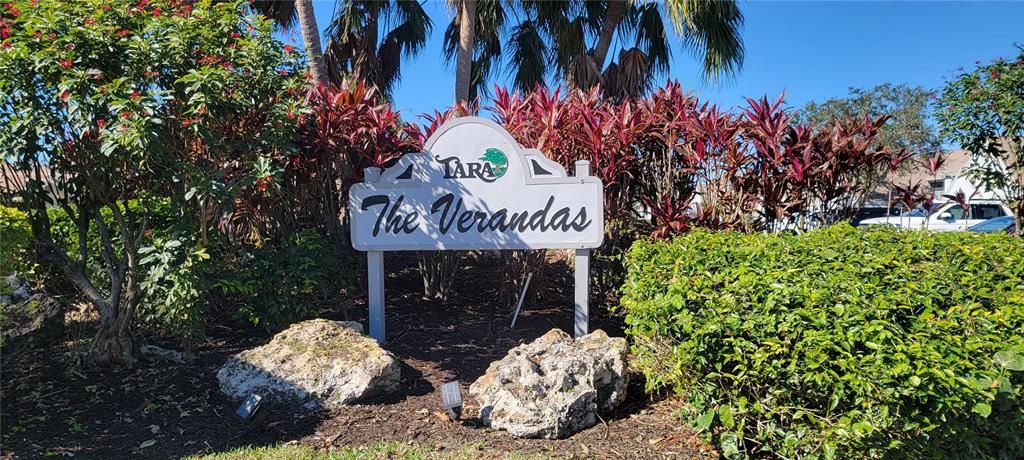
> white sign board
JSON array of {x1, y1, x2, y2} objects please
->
[
  {"x1": 349, "y1": 118, "x2": 604, "y2": 251},
  {"x1": 348, "y1": 117, "x2": 603, "y2": 343}
]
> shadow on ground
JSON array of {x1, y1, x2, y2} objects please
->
[{"x1": 0, "y1": 252, "x2": 712, "y2": 459}]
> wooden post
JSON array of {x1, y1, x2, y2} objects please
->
[
  {"x1": 364, "y1": 167, "x2": 386, "y2": 343},
  {"x1": 574, "y1": 160, "x2": 591, "y2": 338}
]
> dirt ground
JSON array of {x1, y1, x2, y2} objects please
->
[{"x1": 1, "y1": 252, "x2": 712, "y2": 459}]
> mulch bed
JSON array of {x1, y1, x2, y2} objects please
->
[{"x1": 1, "y1": 252, "x2": 712, "y2": 459}]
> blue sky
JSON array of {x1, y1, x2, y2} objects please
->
[{"x1": 292, "y1": 1, "x2": 1024, "y2": 119}]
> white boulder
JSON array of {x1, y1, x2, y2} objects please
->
[
  {"x1": 217, "y1": 319, "x2": 400, "y2": 411},
  {"x1": 469, "y1": 329, "x2": 629, "y2": 439}
]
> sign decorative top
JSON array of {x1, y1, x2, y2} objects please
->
[{"x1": 349, "y1": 117, "x2": 604, "y2": 251}]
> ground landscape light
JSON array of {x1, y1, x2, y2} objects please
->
[
  {"x1": 440, "y1": 380, "x2": 463, "y2": 419},
  {"x1": 235, "y1": 392, "x2": 263, "y2": 421}
]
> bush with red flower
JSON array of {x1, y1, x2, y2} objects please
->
[{"x1": 0, "y1": 0, "x2": 304, "y2": 366}]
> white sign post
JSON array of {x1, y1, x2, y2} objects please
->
[{"x1": 349, "y1": 117, "x2": 604, "y2": 343}]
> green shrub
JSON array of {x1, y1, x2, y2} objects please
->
[
  {"x1": 0, "y1": 206, "x2": 33, "y2": 277},
  {"x1": 210, "y1": 229, "x2": 356, "y2": 330},
  {"x1": 620, "y1": 225, "x2": 1024, "y2": 459}
]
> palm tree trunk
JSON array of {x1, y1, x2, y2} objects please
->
[
  {"x1": 454, "y1": 0, "x2": 476, "y2": 104},
  {"x1": 295, "y1": 0, "x2": 327, "y2": 84},
  {"x1": 591, "y1": 0, "x2": 627, "y2": 69}
]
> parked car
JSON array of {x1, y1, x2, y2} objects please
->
[
  {"x1": 967, "y1": 216, "x2": 1016, "y2": 234},
  {"x1": 858, "y1": 201, "x2": 1011, "y2": 231},
  {"x1": 851, "y1": 206, "x2": 898, "y2": 226}
]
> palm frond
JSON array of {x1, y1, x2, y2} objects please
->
[
  {"x1": 567, "y1": 52, "x2": 602, "y2": 91},
  {"x1": 605, "y1": 47, "x2": 652, "y2": 99},
  {"x1": 508, "y1": 19, "x2": 548, "y2": 92},
  {"x1": 251, "y1": 0, "x2": 297, "y2": 29},
  {"x1": 663, "y1": 0, "x2": 745, "y2": 81},
  {"x1": 633, "y1": 3, "x2": 669, "y2": 75}
]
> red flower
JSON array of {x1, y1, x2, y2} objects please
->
[
  {"x1": 283, "y1": 44, "x2": 294, "y2": 54},
  {"x1": 118, "y1": 29, "x2": 131, "y2": 37},
  {"x1": 33, "y1": 31, "x2": 41, "y2": 39},
  {"x1": 130, "y1": 90, "x2": 142, "y2": 100},
  {"x1": 144, "y1": 229, "x2": 153, "y2": 238},
  {"x1": 59, "y1": 59, "x2": 73, "y2": 69},
  {"x1": 97, "y1": 118, "x2": 105, "y2": 129},
  {"x1": 5, "y1": 3, "x2": 19, "y2": 17},
  {"x1": 120, "y1": 110, "x2": 133, "y2": 119},
  {"x1": 152, "y1": 7, "x2": 161, "y2": 16},
  {"x1": 144, "y1": 70, "x2": 158, "y2": 78},
  {"x1": 232, "y1": 32, "x2": 241, "y2": 38},
  {"x1": 990, "y1": 69, "x2": 1001, "y2": 79},
  {"x1": 59, "y1": 90, "x2": 70, "y2": 101},
  {"x1": 65, "y1": 43, "x2": 75, "y2": 50},
  {"x1": 84, "y1": 17, "x2": 95, "y2": 25},
  {"x1": 101, "y1": 4, "x2": 110, "y2": 11},
  {"x1": 47, "y1": 32, "x2": 55, "y2": 40},
  {"x1": 278, "y1": 69, "x2": 288, "y2": 76}
]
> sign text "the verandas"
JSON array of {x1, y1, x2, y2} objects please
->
[{"x1": 361, "y1": 192, "x2": 592, "y2": 237}]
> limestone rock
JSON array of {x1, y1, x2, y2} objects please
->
[
  {"x1": 1, "y1": 277, "x2": 63, "y2": 348},
  {"x1": 217, "y1": 319, "x2": 400, "y2": 411},
  {"x1": 469, "y1": 329, "x2": 629, "y2": 439}
]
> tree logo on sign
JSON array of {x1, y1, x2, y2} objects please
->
[{"x1": 436, "y1": 147, "x2": 508, "y2": 183}]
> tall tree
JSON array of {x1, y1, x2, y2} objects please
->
[
  {"x1": 796, "y1": 84, "x2": 941, "y2": 155},
  {"x1": 322, "y1": 1, "x2": 432, "y2": 98},
  {"x1": 936, "y1": 47, "x2": 1024, "y2": 234},
  {"x1": 444, "y1": 0, "x2": 745, "y2": 101},
  {"x1": 453, "y1": 0, "x2": 477, "y2": 104},
  {"x1": 255, "y1": 1, "x2": 430, "y2": 97},
  {"x1": 253, "y1": 0, "x2": 326, "y2": 84}
]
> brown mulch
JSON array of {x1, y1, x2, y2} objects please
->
[{"x1": 0, "y1": 252, "x2": 713, "y2": 459}]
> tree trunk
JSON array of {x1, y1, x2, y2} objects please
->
[
  {"x1": 454, "y1": 0, "x2": 476, "y2": 104},
  {"x1": 295, "y1": 0, "x2": 327, "y2": 84},
  {"x1": 591, "y1": 0, "x2": 627, "y2": 69},
  {"x1": 89, "y1": 309, "x2": 137, "y2": 367}
]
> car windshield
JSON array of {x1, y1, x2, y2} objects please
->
[
  {"x1": 968, "y1": 216, "x2": 1014, "y2": 232},
  {"x1": 926, "y1": 203, "x2": 954, "y2": 218}
]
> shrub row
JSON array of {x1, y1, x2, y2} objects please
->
[
  {"x1": 2, "y1": 204, "x2": 350, "y2": 344},
  {"x1": 619, "y1": 225, "x2": 1024, "y2": 459}
]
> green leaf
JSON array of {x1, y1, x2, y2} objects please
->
[
  {"x1": 695, "y1": 409, "x2": 715, "y2": 432},
  {"x1": 994, "y1": 351, "x2": 1024, "y2": 371},
  {"x1": 719, "y1": 405, "x2": 735, "y2": 429},
  {"x1": 972, "y1": 402, "x2": 992, "y2": 418}
]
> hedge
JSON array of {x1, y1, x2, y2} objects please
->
[
  {"x1": 619, "y1": 225, "x2": 1024, "y2": 459},
  {"x1": 0, "y1": 206, "x2": 33, "y2": 277}
]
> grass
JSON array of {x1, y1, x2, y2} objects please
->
[{"x1": 186, "y1": 441, "x2": 558, "y2": 460}]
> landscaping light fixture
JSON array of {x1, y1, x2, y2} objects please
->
[
  {"x1": 235, "y1": 393, "x2": 263, "y2": 421},
  {"x1": 440, "y1": 380, "x2": 463, "y2": 420}
]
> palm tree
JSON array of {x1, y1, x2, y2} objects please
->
[
  {"x1": 445, "y1": 0, "x2": 745, "y2": 100},
  {"x1": 253, "y1": 1, "x2": 431, "y2": 97},
  {"x1": 323, "y1": 1, "x2": 432, "y2": 98},
  {"x1": 254, "y1": 0, "x2": 327, "y2": 84},
  {"x1": 453, "y1": 0, "x2": 477, "y2": 104}
]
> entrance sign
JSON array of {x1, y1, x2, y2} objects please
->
[
  {"x1": 349, "y1": 117, "x2": 604, "y2": 342},
  {"x1": 349, "y1": 119, "x2": 604, "y2": 251}
]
